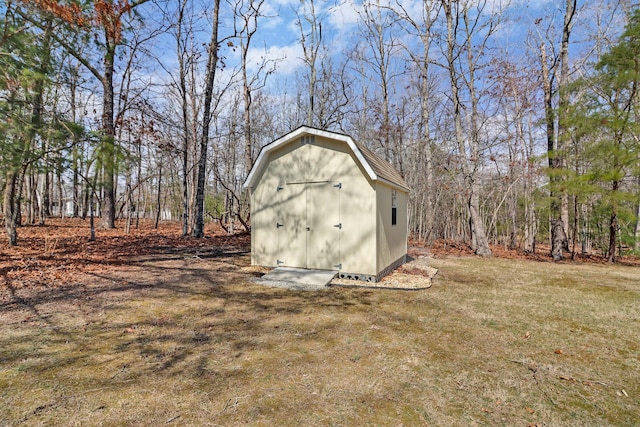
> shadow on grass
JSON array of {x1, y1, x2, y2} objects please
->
[{"x1": 0, "y1": 246, "x2": 379, "y2": 388}]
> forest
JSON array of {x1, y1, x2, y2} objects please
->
[{"x1": 1, "y1": 0, "x2": 640, "y2": 262}]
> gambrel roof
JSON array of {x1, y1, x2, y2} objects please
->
[{"x1": 243, "y1": 126, "x2": 409, "y2": 192}]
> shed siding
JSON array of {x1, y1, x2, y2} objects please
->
[
  {"x1": 376, "y1": 183, "x2": 408, "y2": 273},
  {"x1": 251, "y1": 136, "x2": 378, "y2": 276}
]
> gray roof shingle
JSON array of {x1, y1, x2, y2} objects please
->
[{"x1": 353, "y1": 141, "x2": 409, "y2": 191}]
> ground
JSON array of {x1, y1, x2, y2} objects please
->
[{"x1": 1, "y1": 219, "x2": 639, "y2": 426}]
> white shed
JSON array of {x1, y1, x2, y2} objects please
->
[{"x1": 243, "y1": 126, "x2": 409, "y2": 282}]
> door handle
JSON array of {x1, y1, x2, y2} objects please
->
[{"x1": 276, "y1": 222, "x2": 283, "y2": 228}]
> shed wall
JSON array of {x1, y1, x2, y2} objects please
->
[
  {"x1": 376, "y1": 183, "x2": 408, "y2": 274},
  {"x1": 251, "y1": 136, "x2": 378, "y2": 276}
]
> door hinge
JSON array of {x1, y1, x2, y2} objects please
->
[
  {"x1": 333, "y1": 263, "x2": 342, "y2": 269},
  {"x1": 333, "y1": 223, "x2": 342, "y2": 229},
  {"x1": 276, "y1": 222, "x2": 283, "y2": 228},
  {"x1": 333, "y1": 183, "x2": 342, "y2": 189}
]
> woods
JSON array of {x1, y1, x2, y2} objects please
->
[{"x1": 1, "y1": 0, "x2": 639, "y2": 261}]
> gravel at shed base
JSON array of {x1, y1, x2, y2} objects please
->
[{"x1": 331, "y1": 257, "x2": 437, "y2": 290}]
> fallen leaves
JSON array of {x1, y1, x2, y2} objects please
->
[
  {"x1": 0, "y1": 218, "x2": 249, "y2": 290},
  {"x1": 415, "y1": 239, "x2": 640, "y2": 265}
]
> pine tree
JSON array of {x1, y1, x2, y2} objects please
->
[
  {"x1": 1, "y1": 4, "x2": 54, "y2": 245},
  {"x1": 571, "y1": 8, "x2": 640, "y2": 261}
]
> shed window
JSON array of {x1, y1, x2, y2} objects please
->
[{"x1": 391, "y1": 190, "x2": 397, "y2": 226}]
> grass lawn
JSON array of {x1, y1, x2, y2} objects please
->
[{"x1": 1, "y1": 249, "x2": 638, "y2": 426}]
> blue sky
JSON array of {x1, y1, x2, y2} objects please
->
[
  {"x1": 139, "y1": 0, "x2": 628, "y2": 114},
  {"x1": 218, "y1": 0, "x2": 596, "y2": 79}
]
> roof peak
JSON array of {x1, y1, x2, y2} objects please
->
[{"x1": 244, "y1": 127, "x2": 409, "y2": 192}]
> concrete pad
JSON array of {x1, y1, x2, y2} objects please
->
[{"x1": 253, "y1": 267, "x2": 337, "y2": 291}]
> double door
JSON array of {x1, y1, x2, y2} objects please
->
[{"x1": 276, "y1": 181, "x2": 341, "y2": 271}]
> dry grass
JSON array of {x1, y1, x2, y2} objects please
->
[{"x1": 1, "y1": 251, "x2": 639, "y2": 426}]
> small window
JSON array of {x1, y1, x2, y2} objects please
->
[{"x1": 391, "y1": 190, "x2": 397, "y2": 226}]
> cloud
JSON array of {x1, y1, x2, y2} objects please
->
[
  {"x1": 246, "y1": 43, "x2": 305, "y2": 76},
  {"x1": 260, "y1": 0, "x2": 299, "y2": 31},
  {"x1": 326, "y1": 0, "x2": 362, "y2": 29}
]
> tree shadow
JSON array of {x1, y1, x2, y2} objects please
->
[{"x1": 0, "y1": 243, "x2": 384, "y2": 390}]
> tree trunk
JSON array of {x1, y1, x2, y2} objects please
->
[
  {"x1": 523, "y1": 199, "x2": 536, "y2": 253},
  {"x1": 608, "y1": 211, "x2": 618, "y2": 263},
  {"x1": 26, "y1": 172, "x2": 36, "y2": 224},
  {"x1": 635, "y1": 174, "x2": 640, "y2": 251},
  {"x1": 193, "y1": 0, "x2": 221, "y2": 238},
  {"x1": 608, "y1": 180, "x2": 620, "y2": 262},
  {"x1": 634, "y1": 200, "x2": 640, "y2": 252},
  {"x1": 101, "y1": 45, "x2": 117, "y2": 229},
  {"x1": 509, "y1": 203, "x2": 518, "y2": 250},
  {"x1": 551, "y1": 219, "x2": 567, "y2": 261},
  {"x1": 548, "y1": 0, "x2": 576, "y2": 260},
  {"x1": 457, "y1": 2, "x2": 492, "y2": 256},
  {"x1": 57, "y1": 168, "x2": 63, "y2": 218},
  {"x1": 42, "y1": 165, "x2": 51, "y2": 221},
  {"x1": 125, "y1": 183, "x2": 132, "y2": 234},
  {"x1": 3, "y1": 171, "x2": 21, "y2": 246},
  {"x1": 243, "y1": 59, "x2": 253, "y2": 176},
  {"x1": 469, "y1": 182, "x2": 492, "y2": 257},
  {"x1": 70, "y1": 64, "x2": 81, "y2": 218},
  {"x1": 73, "y1": 144, "x2": 80, "y2": 217},
  {"x1": 558, "y1": 0, "x2": 576, "y2": 241},
  {"x1": 38, "y1": 175, "x2": 46, "y2": 225},
  {"x1": 89, "y1": 191, "x2": 96, "y2": 242},
  {"x1": 176, "y1": 0, "x2": 191, "y2": 237},
  {"x1": 155, "y1": 162, "x2": 163, "y2": 229}
]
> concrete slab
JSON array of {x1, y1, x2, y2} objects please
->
[{"x1": 253, "y1": 267, "x2": 337, "y2": 291}]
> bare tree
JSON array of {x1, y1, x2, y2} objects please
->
[
  {"x1": 176, "y1": 0, "x2": 192, "y2": 236},
  {"x1": 357, "y1": 0, "x2": 401, "y2": 163},
  {"x1": 234, "y1": 0, "x2": 272, "y2": 175},
  {"x1": 439, "y1": 0, "x2": 498, "y2": 256},
  {"x1": 294, "y1": 0, "x2": 322, "y2": 127},
  {"x1": 193, "y1": 0, "x2": 221, "y2": 238},
  {"x1": 393, "y1": 0, "x2": 441, "y2": 244},
  {"x1": 489, "y1": 54, "x2": 542, "y2": 252},
  {"x1": 534, "y1": 0, "x2": 577, "y2": 260}
]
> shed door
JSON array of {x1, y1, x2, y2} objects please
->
[
  {"x1": 277, "y1": 183, "x2": 306, "y2": 268},
  {"x1": 276, "y1": 181, "x2": 341, "y2": 271},
  {"x1": 306, "y1": 182, "x2": 341, "y2": 270}
]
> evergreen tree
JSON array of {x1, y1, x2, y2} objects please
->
[
  {"x1": 571, "y1": 8, "x2": 640, "y2": 261},
  {"x1": 1, "y1": 3, "x2": 53, "y2": 245}
]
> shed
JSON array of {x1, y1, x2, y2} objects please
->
[{"x1": 243, "y1": 126, "x2": 409, "y2": 282}]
